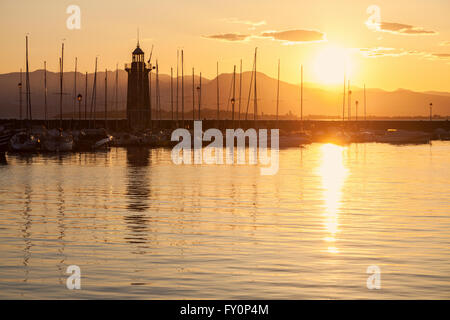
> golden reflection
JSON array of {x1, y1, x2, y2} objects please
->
[{"x1": 317, "y1": 144, "x2": 348, "y2": 254}]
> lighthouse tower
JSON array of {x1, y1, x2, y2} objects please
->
[{"x1": 125, "y1": 40, "x2": 150, "y2": 129}]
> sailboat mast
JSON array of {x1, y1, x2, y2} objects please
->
[
  {"x1": 73, "y1": 57, "x2": 77, "y2": 122},
  {"x1": 171, "y1": 67, "x2": 174, "y2": 121},
  {"x1": 94, "y1": 57, "x2": 98, "y2": 127},
  {"x1": 181, "y1": 50, "x2": 184, "y2": 127},
  {"x1": 245, "y1": 57, "x2": 256, "y2": 121},
  {"x1": 90, "y1": 57, "x2": 98, "y2": 128},
  {"x1": 176, "y1": 50, "x2": 179, "y2": 123},
  {"x1": 104, "y1": 69, "x2": 108, "y2": 129},
  {"x1": 25, "y1": 36, "x2": 32, "y2": 124},
  {"x1": 115, "y1": 64, "x2": 118, "y2": 127},
  {"x1": 342, "y1": 72, "x2": 346, "y2": 122},
  {"x1": 59, "y1": 43, "x2": 64, "y2": 128},
  {"x1": 19, "y1": 68, "x2": 23, "y2": 122},
  {"x1": 59, "y1": 57, "x2": 62, "y2": 127},
  {"x1": 216, "y1": 61, "x2": 220, "y2": 122},
  {"x1": 85, "y1": 71, "x2": 88, "y2": 121},
  {"x1": 198, "y1": 72, "x2": 201, "y2": 120},
  {"x1": 300, "y1": 64, "x2": 303, "y2": 125},
  {"x1": 276, "y1": 59, "x2": 280, "y2": 124},
  {"x1": 238, "y1": 59, "x2": 242, "y2": 127},
  {"x1": 364, "y1": 84, "x2": 367, "y2": 121},
  {"x1": 254, "y1": 48, "x2": 257, "y2": 124},
  {"x1": 157, "y1": 60, "x2": 161, "y2": 127},
  {"x1": 192, "y1": 67, "x2": 195, "y2": 120},
  {"x1": 44, "y1": 62, "x2": 47, "y2": 125},
  {"x1": 232, "y1": 65, "x2": 236, "y2": 128},
  {"x1": 153, "y1": 61, "x2": 157, "y2": 125},
  {"x1": 347, "y1": 80, "x2": 351, "y2": 121}
]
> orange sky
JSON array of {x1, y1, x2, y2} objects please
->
[{"x1": 1, "y1": 0, "x2": 449, "y2": 92}]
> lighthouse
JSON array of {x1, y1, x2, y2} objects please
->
[{"x1": 125, "y1": 40, "x2": 150, "y2": 129}]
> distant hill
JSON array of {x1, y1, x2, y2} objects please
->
[{"x1": 0, "y1": 69, "x2": 449, "y2": 119}]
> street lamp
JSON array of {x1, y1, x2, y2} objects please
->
[
  {"x1": 77, "y1": 94, "x2": 82, "y2": 122},
  {"x1": 18, "y1": 82, "x2": 22, "y2": 121},
  {"x1": 197, "y1": 86, "x2": 201, "y2": 120},
  {"x1": 429, "y1": 103, "x2": 433, "y2": 121}
]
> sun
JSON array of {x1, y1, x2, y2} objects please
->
[{"x1": 313, "y1": 46, "x2": 353, "y2": 85}]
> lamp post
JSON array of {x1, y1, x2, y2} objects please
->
[
  {"x1": 231, "y1": 97, "x2": 235, "y2": 128},
  {"x1": 197, "y1": 85, "x2": 201, "y2": 121},
  {"x1": 18, "y1": 81, "x2": 22, "y2": 121},
  {"x1": 77, "y1": 94, "x2": 82, "y2": 124},
  {"x1": 429, "y1": 103, "x2": 433, "y2": 121},
  {"x1": 198, "y1": 73, "x2": 202, "y2": 120}
]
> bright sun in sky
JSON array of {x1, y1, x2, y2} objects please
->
[{"x1": 313, "y1": 46, "x2": 353, "y2": 85}]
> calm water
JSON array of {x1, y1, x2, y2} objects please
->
[{"x1": 0, "y1": 142, "x2": 449, "y2": 299}]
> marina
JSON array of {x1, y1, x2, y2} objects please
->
[{"x1": 1, "y1": 0, "x2": 450, "y2": 303}]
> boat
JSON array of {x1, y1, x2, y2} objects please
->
[
  {"x1": 434, "y1": 128, "x2": 450, "y2": 141},
  {"x1": 0, "y1": 125, "x2": 14, "y2": 152},
  {"x1": 155, "y1": 129, "x2": 174, "y2": 147},
  {"x1": 74, "y1": 128, "x2": 113, "y2": 151},
  {"x1": 311, "y1": 129, "x2": 351, "y2": 145},
  {"x1": 376, "y1": 129, "x2": 431, "y2": 144},
  {"x1": 42, "y1": 128, "x2": 74, "y2": 152},
  {"x1": 278, "y1": 131, "x2": 311, "y2": 148},
  {"x1": 112, "y1": 132, "x2": 142, "y2": 147},
  {"x1": 350, "y1": 130, "x2": 377, "y2": 143},
  {"x1": 11, "y1": 37, "x2": 39, "y2": 152},
  {"x1": 10, "y1": 131, "x2": 40, "y2": 152},
  {"x1": 140, "y1": 130, "x2": 159, "y2": 147}
]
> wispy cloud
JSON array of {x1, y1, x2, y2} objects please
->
[
  {"x1": 222, "y1": 18, "x2": 266, "y2": 30},
  {"x1": 259, "y1": 29, "x2": 326, "y2": 44},
  {"x1": 359, "y1": 47, "x2": 450, "y2": 61},
  {"x1": 359, "y1": 47, "x2": 411, "y2": 57},
  {"x1": 431, "y1": 53, "x2": 450, "y2": 59},
  {"x1": 377, "y1": 22, "x2": 437, "y2": 35},
  {"x1": 203, "y1": 33, "x2": 250, "y2": 42}
]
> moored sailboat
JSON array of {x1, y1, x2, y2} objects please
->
[
  {"x1": 0, "y1": 125, "x2": 14, "y2": 152},
  {"x1": 42, "y1": 128, "x2": 74, "y2": 152},
  {"x1": 10, "y1": 35, "x2": 40, "y2": 152},
  {"x1": 41, "y1": 42, "x2": 74, "y2": 152},
  {"x1": 376, "y1": 129, "x2": 431, "y2": 144},
  {"x1": 10, "y1": 131, "x2": 40, "y2": 152}
]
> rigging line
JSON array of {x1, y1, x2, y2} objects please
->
[
  {"x1": 225, "y1": 73, "x2": 233, "y2": 115},
  {"x1": 245, "y1": 57, "x2": 256, "y2": 120}
]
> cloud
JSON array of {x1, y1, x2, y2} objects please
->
[
  {"x1": 260, "y1": 29, "x2": 326, "y2": 43},
  {"x1": 359, "y1": 47, "x2": 450, "y2": 61},
  {"x1": 223, "y1": 18, "x2": 266, "y2": 30},
  {"x1": 378, "y1": 22, "x2": 437, "y2": 35},
  {"x1": 359, "y1": 47, "x2": 409, "y2": 57},
  {"x1": 359, "y1": 47, "x2": 428, "y2": 58},
  {"x1": 204, "y1": 33, "x2": 250, "y2": 42},
  {"x1": 431, "y1": 53, "x2": 450, "y2": 59},
  {"x1": 439, "y1": 41, "x2": 450, "y2": 46}
]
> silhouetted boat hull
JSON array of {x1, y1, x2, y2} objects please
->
[
  {"x1": 42, "y1": 129, "x2": 74, "y2": 152},
  {"x1": 10, "y1": 132, "x2": 40, "y2": 152},
  {"x1": 0, "y1": 125, "x2": 14, "y2": 152},
  {"x1": 377, "y1": 129, "x2": 431, "y2": 144},
  {"x1": 74, "y1": 129, "x2": 113, "y2": 151}
]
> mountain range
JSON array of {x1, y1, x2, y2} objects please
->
[{"x1": 0, "y1": 69, "x2": 449, "y2": 119}]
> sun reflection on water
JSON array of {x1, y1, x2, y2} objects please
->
[{"x1": 317, "y1": 143, "x2": 348, "y2": 254}]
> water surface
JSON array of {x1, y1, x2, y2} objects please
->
[{"x1": 0, "y1": 142, "x2": 449, "y2": 299}]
